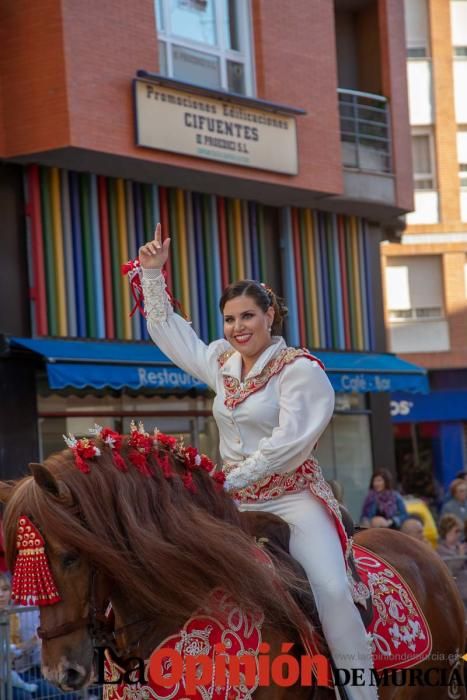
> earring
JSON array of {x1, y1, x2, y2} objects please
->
[{"x1": 268, "y1": 327, "x2": 272, "y2": 333}]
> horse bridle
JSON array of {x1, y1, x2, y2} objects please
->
[
  {"x1": 36, "y1": 569, "x2": 115, "y2": 648},
  {"x1": 36, "y1": 568, "x2": 155, "y2": 660}
]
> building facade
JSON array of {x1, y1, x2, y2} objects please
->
[
  {"x1": 0, "y1": 0, "x2": 420, "y2": 518},
  {"x1": 382, "y1": 0, "x2": 467, "y2": 492}
]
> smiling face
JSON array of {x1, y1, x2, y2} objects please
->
[{"x1": 223, "y1": 295, "x2": 275, "y2": 363}]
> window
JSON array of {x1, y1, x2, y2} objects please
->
[
  {"x1": 411, "y1": 130, "x2": 436, "y2": 189},
  {"x1": 155, "y1": 0, "x2": 254, "y2": 96},
  {"x1": 404, "y1": 0, "x2": 430, "y2": 57},
  {"x1": 451, "y1": 1, "x2": 467, "y2": 48},
  {"x1": 385, "y1": 256, "x2": 444, "y2": 322},
  {"x1": 407, "y1": 47, "x2": 428, "y2": 58},
  {"x1": 454, "y1": 46, "x2": 467, "y2": 57}
]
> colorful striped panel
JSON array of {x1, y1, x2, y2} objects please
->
[
  {"x1": 24, "y1": 165, "x2": 374, "y2": 351},
  {"x1": 284, "y1": 207, "x2": 373, "y2": 350}
]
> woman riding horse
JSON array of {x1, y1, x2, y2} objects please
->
[{"x1": 136, "y1": 224, "x2": 376, "y2": 700}]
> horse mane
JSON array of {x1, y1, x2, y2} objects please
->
[{"x1": 2, "y1": 438, "x2": 306, "y2": 632}]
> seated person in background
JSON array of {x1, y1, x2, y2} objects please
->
[
  {"x1": 436, "y1": 514, "x2": 467, "y2": 611},
  {"x1": 0, "y1": 573, "x2": 38, "y2": 698},
  {"x1": 400, "y1": 515, "x2": 426, "y2": 543},
  {"x1": 0, "y1": 572, "x2": 79, "y2": 700},
  {"x1": 360, "y1": 469, "x2": 408, "y2": 529},
  {"x1": 441, "y1": 479, "x2": 467, "y2": 523}
]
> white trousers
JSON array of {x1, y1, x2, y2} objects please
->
[{"x1": 239, "y1": 490, "x2": 378, "y2": 700}]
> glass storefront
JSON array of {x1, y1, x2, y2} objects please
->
[
  {"x1": 37, "y1": 393, "x2": 220, "y2": 464},
  {"x1": 316, "y1": 394, "x2": 373, "y2": 521},
  {"x1": 37, "y1": 390, "x2": 373, "y2": 522}
]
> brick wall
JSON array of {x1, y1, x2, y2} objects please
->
[
  {"x1": 0, "y1": 0, "x2": 343, "y2": 197},
  {"x1": 0, "y1": 0, "x2": 412, "y2": 208},
  {"x1": 0, "y1": 0, "x2": 70, "y2": 155}
]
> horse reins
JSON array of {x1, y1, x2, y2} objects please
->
[
  {"x1": 37, "y1": 569, "x2": 114, "y2": 646},
  {"x1": 36, "y1": 569, "x2": 155, "y2": 660}
]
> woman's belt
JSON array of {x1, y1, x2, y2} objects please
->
[{"x1": 222, "y1": 458, "x2": 322, "y2": 504}]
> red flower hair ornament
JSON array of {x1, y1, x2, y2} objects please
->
[
  {"x1": 61, "y1": 422, "x2": 224, "y2": 493},
  {"x1": 63, "y1": 434, "x2": 101, "y2": 473}
]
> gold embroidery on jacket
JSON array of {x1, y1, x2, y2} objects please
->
[{"x1": 217, "y1": 348, "x2": 316, "y2": 409}]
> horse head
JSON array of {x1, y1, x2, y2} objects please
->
[
  {"x1": 0, "y1": 461, "x2": 106, "y2": 690},
  {"x1": 0, "y1": 427, "x2": 310, "y2": 695}
]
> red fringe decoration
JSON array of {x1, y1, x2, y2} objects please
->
[
  {"x1": 157, "y1": 454, "x2": 173, "y2": 479},
  {"x1": 128, "y1": 451, "x2": 152, "y2": 477},
  {"x1": 112, "y1": 451, "x2": 128, "y2": 472},
  {"x1": 12, "y1": 516, "x2": 61, "y2": 606},
  {"x1": 212, "y1": 471, "x2": 226, "y2": 491},
  {"x1": 182, "y1": 472, "x2": 196, "y2": 494},
  {"x1": 66, "y1": 424, "x2": 223, "y2": 495},
  {"x1": 121, "y1": 259, "x2": 187, "y2": 319},
  {"x1": 75, "y1": 454, "x2": 91, "y2": 474}
]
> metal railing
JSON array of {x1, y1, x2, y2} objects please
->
[
  {"x1": 338, "y1": 88, "x2": 392, "y2": 174},
  {"x1": 0, "y1": 607, "x2": 100, "y2": 700}
]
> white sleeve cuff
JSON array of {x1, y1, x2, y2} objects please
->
[
  {"x1": 141, "y1": 267, "x2": 163, "y2": 280},
  {"x1": 141, "y1": 269, "x2": 173, "y2": 323},
  {"x1": 224, "y1": 451, "x2": 270, "y2": 491}
]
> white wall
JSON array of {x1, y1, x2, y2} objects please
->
[
  {"x1": 407, "y1": 61, "x2": 433, "y2": 125},
  {"x1": 406, "y1": 191, "x2": 439, "y2": 224},
  {"x1": 388, "y1": 320, "x2": 450, "y2": 353},
  {"x1": 405, "y1": 0, "x2": 430, "y2": 50},
  {"x1": 454, "y1": 61, "x2": 467, "y2": 124},
  {"x1": 385, "y1": 255, "x2": 449, "y2": 353},
  {"x1": 386, "y1": 255, "x2": 444, "y2": 310},
  {"x1": 461, "y1": 191, "x2": 467, "y2": 221},
  {"x1": 451, "y1": 1, "x2": 467, "y2": 46}
]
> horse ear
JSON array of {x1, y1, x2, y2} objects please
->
[
  {"x1": 0, "y1": 481, "x2": 15, "y2": 504},
  {"x1": 29, "y1": 463, "x2": 73, "y2": 505}
]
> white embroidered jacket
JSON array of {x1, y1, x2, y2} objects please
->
[{"x1": 142, "y1": 268, "x2": 335, "y2": 492}]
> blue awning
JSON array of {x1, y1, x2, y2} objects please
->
[
  {"x1": 313, "y1": 351, "x2": 429, "y2": 394},
  {"x1": 10, "y1": 338, "x2": 429, "y2": 394},
  {"x1": 10, "y1": 337, "x2": 206, "y2": 391}
]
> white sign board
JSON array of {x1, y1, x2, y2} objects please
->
[{"x1": 134, "y1": 79, "x2": 298, "y2": 175}]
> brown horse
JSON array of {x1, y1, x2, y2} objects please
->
[{"x1": 0, "y1": 436, "x2": 465, "y2": 700}]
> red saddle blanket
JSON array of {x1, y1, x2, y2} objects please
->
[
  {"x1": 103, "y1": 547, "x2": 432, "y2": 699},
  {"x1": 354, "y1": 543, "x2": 432, "y2": 671}
]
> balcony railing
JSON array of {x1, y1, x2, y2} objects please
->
[{"x1": 338, "y1": 88, "x2": 392, "y2": 174}]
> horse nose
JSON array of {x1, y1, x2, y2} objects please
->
[{"x1": 60, "y1": 666, "x2": 86, "y2": 690}]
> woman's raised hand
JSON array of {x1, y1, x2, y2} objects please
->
[{"x1": 139, "y1": 223, "x2": 171, "y2": 270}]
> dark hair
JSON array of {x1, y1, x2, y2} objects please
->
[
  {"x1": 450, "y1": 478, "x2": 467, "y2": 498},
  {"x1": 439, "y1": 513, "x2": 463, "y2": 540},
  {"x1": 219, "y1": 280, "x2": 288, "y2": 335},
  {"x1": 370, "y1": 469, "x2": 393, "y2": 491}
]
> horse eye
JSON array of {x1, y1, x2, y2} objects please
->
[{"x1": 61, "y1": 552, "x2": 79, "y2": 569}]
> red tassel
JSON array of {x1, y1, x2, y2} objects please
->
[
  {"x1": 157, "y1": 454, "x2": 173, "y2": 479},
  {"x1": 182, "y1": 472, "x2": 197, "y2": 494},
  {"x1": 12, "y1": 517, "x2": 61, "y2": 606},
  {"x1": 75, "y1": 454, "x2": 91, "y2": 474},
  {"x1": 128, "y1": 451, "x2": 152, "y2": 477},
  {"x1": 213, "y1": 471, "x2": 226, "y2": 491},
  {"x1": 121, "y1": 259, "x2": 188, "y2": 320},
  {"x1": 113, "y1": 452, "x2": 128, "y2": 472}
]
